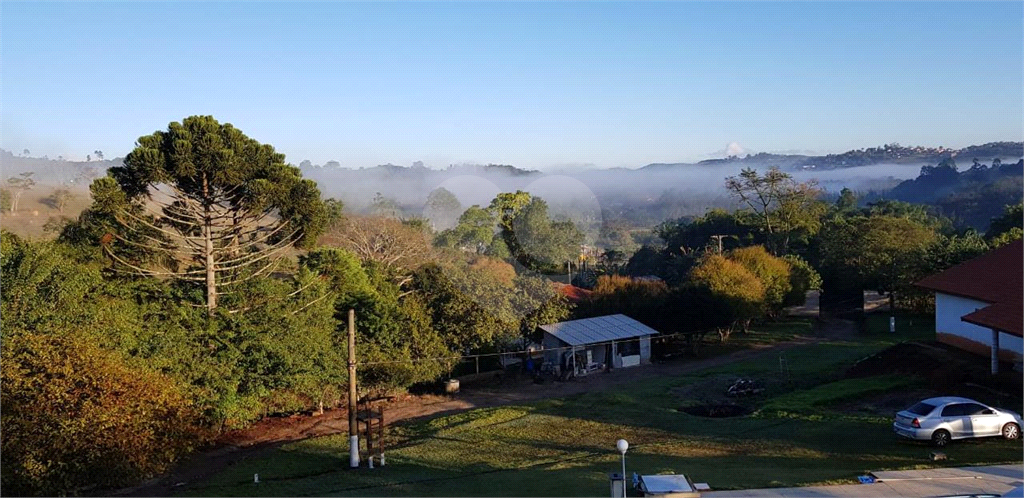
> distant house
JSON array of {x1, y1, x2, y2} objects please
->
[
  {"x1": 538, "y1": 314, "x2": 659, "y2": 376},
  {"x1": 915, "y1": 239, "x2": 1023, "y2": 373},
  {"x1": 552, "y1": 282, "x2": 594, "y2": 303}
]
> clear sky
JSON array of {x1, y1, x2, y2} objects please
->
[{"x1": 2, "y1": 1, "x2": 1022, "y2": 170}]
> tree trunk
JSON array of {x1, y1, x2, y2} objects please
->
[{"x1": 203, "y1": 175, "x2": 217, "y2": 315}]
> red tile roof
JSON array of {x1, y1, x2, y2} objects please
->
[
  {"x1": 553, "y1": 283, "x2": 594, "y2": 303},
  {"x1": 961, "y1": 303, "x2": 1021, "y2": 338},
  {"x1": 916, "y1": 239, "x2": 1022, "y2": 337}
]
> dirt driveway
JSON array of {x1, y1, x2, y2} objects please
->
[{"x1": 117, "y1": 321, "x2": 843, "y2": 497}]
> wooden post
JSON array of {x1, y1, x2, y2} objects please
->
[
  {"x1": 475, "y1": 356, "x2": 480, "y2": 375},
  {"x1": 378, "y1": 407, "x2": 386, "y2": 466},
  {"x1": 365, "y1": 409, "x2": 373, "y2": 462},
  {"x1": 348, "y1": 309, "x2": 359, "y2": 468}
]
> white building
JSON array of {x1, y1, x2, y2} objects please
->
[
  {"x1": 916, "y1": 239, "x2": 1023, "y2": 373},
  {"x1": 539, "y1": 314, "x2": 658, "y2": 377}
]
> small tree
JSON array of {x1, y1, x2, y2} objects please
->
[
  {"x1": 423, "y1": 187, "x2": 462, "y2": 230},
  {"x1": 724, "y1": 167, "x2": 824, "y2": 254},
  {"x1": 729, "y1": 245, "x2": 792, "y2": 318},
  {"x1": 6, "y1": 172, "x2": 36, "y2": 213},
  {"x1": 94, "y1": 150, "x2": 104, "y2": 160},
  {"x1": 781, "y1": 254, "x2": 822, "y2": 307},
  {"x1": 689, "y1": 254, "x2": 766, "y2": 338},
  {"x1": 44, "y1": 188, "x2": 75, "y2": 214},
  {"x1": 370, "y1": 192, "x2": 401, "y2": 218}
]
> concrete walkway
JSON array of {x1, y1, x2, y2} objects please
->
[{"x1": 703, "y1": 464, "x2": 1023, "y2": 497}]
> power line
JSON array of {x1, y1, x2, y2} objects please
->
[{"x1": 355, "y1": 329, "x2": 724, "y2": 367}]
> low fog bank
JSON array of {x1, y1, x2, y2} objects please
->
[
  {"x1": 1, "y1": 145, "x2": 1013, "y2": 231},
  {"x1": 305, "y1": 161, "x2": 936, "y2": 220}
]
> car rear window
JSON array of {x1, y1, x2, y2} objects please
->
[{"x1": 908, "y1": 402, "x2": 936, "y2": 415}]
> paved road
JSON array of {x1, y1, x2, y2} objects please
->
[{"x1": 703, "y1": 464, "x2": 1023, "y2": 497}]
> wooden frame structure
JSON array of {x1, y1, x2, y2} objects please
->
[{"x1": 357, "y1": 400, "x2": 385, "y2": 467}]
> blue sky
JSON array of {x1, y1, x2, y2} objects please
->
[{"x1": 2, "y1": 1, "x2": 1021, "y2": 169}]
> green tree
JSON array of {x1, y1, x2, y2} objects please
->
[
  {"x1": 103, "y1": 116, "x2": 328, "y2": 314},
  {"x1": 323, "y1": 197, "x2": 345, "y2": 228},
  {"x1": 435, "y1": 205, "x2": 498, "y2": 253},
  {"x1": 729, "y1": 245, "x2": 792, "y2": 318},
  {"x1": 505, "y1": 197, "x2": 584, "y2": 273},
  {"x1": 836, "y1": 187, "x2": 858, "y2": 211},
  {"x1": 724, "y1": 167, "x2": 825, "y2": 254},
  {"x1": 657, "y1": 209, "x2": 760, "y2": 255},
  {"x1": 423, "y1": 187, "x2": 463, "y2": 230},
  {"x1": 489, "y1": 190, "x2": 532, "y2": 229},
  {"x1": 985, "y1": 203, "x2": 1023, "y2": 240},
  {"x1": 819, "y1": 215, "x2": 938, "y2": 313},
  {"x1": 781, "y1": 254, "x2": 822, "y2": 307},
  {"x1": 688, "y1": 254, "x2": 766, "y2": 337}
]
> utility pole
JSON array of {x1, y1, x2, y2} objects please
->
[
  {"x1": 348, "y1": 309, "x2": 359, "y2": 468},
  {"x1": 710, "y1": 235, "x2": 726, "y2": 254}
]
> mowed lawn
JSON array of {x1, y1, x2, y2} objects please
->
[{"x1": 181, "y1": 318, "x2": 1023, "y2": 496}]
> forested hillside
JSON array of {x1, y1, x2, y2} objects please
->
[{"x1": 873, "y1": 157, "x2": 1023, "y2": 230}]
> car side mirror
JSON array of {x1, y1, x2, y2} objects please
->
[{"x1": 983, "y1": 409, "x2": 994, "y2": 415}]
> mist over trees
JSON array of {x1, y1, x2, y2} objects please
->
[{"x1": 1, "y1": 118, "x2": 1022, "y2": 496}]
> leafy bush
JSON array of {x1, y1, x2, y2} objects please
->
[
  {"x1": 688, "y1": 254, "x2": 766, "y2": 337},
  {"x1": 781, "y1": 254, "x2": 822, "y2": 307},
  {"x1": 1, "y1": 332, "x2": 202, "y2": 496},
  {"x1": 730, "y1": 246, "x2": 792, "y2": 316}
]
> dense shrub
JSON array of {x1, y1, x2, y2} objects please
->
[
  {"x1": 1, "y1": 332, "x2": 202, "y2": 495},
  {"x1": 729, "y1": 246, "x2": 792, "y2": 317}
]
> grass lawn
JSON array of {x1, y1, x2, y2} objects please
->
[{"x1": 180, "y1": 321, "x2": 1022, "y2": 497}]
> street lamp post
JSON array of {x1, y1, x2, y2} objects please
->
[{"x1": 616, "y1": 439, "x2": 629, "y2": 497}]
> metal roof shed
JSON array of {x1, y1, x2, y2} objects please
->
[
  {"x1": 539, "y1": 314, "x2": 659, "y2": 374},
  {"x1": 638, "y1": 474, "x2": 700, "y2": 498}
]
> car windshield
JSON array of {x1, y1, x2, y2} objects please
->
[{"x1": 907, "y1": 402, "x2": 937, "y2": 415}]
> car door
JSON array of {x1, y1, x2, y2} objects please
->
[
  {"x1": 940, "y1": 403, "x2": 968, "y2": 438},
  {"x1": 966, "y1": 403, "x2": 1003, "y2": 437}
]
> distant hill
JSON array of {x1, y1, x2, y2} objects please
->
[
  {"x1": 0, "y1": 149, "x2": 120, "y2": 186},
  {"x1": 640, "y1": 142, "x2": 1024, "y2": 171}
]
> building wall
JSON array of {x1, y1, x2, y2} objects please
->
[
  {"x1": 935, "y1": 293, "x2": 1023, "y2": 360},
  {"x1": 542, "y1": 333, "x2": 566, "y2": 367},
  {"x1": 541, "y1": 333, "x2": 652, "y2": 370}
]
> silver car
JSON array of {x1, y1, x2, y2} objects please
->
[{"x1": 893, "y1": 396, "x2": 1022, "y2": 447}]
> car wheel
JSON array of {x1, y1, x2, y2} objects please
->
[
  {"x1": 1002, "y1": 423, "x2": 1020, "y2": 440},
  {"x1": 932, "y1": 429, "x2": 951, "y2": 447}
]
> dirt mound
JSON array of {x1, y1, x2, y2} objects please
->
[
  {"x1": 846, "y1": 342, "x2": 944, "y2": 379},
  {"x1": 846, "y1": 341, "x2": 1022, "y2": 396},
  {"x1": 681, "y1": 404, "x2": 751, "y2": 418}
]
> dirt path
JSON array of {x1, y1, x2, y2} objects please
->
[{"x1": 116, "y1": 320, "x2": 851, "y2": 497}]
